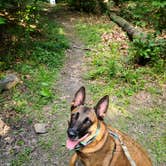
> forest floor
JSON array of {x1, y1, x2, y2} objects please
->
[{"x1": 0, "y1": 4, "x2": 165, "y2": 166}]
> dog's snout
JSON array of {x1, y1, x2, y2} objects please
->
[{"x1": 68, "y1": 128, "x2": 78, "y2": 139}]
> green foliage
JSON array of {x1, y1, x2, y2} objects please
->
[
  {"x1": 0, "y1": 7, "x2": 69, "y2": 165},
  {"x1": 118, "y1": 0, "x2": 166, "y2": 32},
  {"x1": 0, "y1": 5, "x2": 69, "y2": 115},
  {"x1": 67, "y1": 0, "x2": 107, "y2": 13},
  {"x1": 11, "y1": 147, "x2": 32, "y2": 166},
  {"x1": 76, "y1": 21, "x2": 113, "y2": 45},
  {"x1": 76, "y1": 18, "x2": 165, "y2": 98},
  {"x1": 107, "y1": 58, "x2": 119, "y2": 78},
  {"x1": 0, "y1": 0, "x2": 42, "y2": 39},
  {"x1": 0, "y1": 17, "x2": 69, "y2": 70},
  {"x1": 0, "y1": 0, "x2": 17, "y2": 9},
  {"x1": 0, "y1": 17, "x2": 6, "y2": 24},
  {"x1": 130, "y1": 35, "x2": 166, "y2": 66},
  {"x1": 17, "y1": 4, "x2": 40, "y2": 33},
  {"x1": 76, "y1": 16, "x2": 165, "y2": 165}
]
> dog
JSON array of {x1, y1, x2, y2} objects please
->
[{"x1": 66, "y1": 87, "x2": 152, "y2": 166}]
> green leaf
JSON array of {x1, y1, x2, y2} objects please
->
[
  {"x1": 40, "y1": 88, "x2": 52, "y2": 97},
  {"x1": 0, "y1": 17, "x2": 6, "y2": 25}
]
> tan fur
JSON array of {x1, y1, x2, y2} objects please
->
[
  {"x1": 69, "y1": 87, "x2": 152, "y2": 166},
  {"x1": 69, "y1": 120, "x2": 152, "y2": 166}
]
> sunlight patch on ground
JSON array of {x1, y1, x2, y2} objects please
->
[
  {"x1": 107, "y1": 104, "x2": 132, "y2": 120},
  {"x1": 0, "y1": 119, "x2": 10, "y2": 136}
]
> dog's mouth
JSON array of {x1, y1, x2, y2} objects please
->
[{"x1": 66, "y1": 133, "x2": 89, "y2": 150}]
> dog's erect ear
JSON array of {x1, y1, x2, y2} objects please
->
[
  {"x1": 94, "y1": 95, "x2": 109, "y2": 120},
  {"x1": 71, "y1": 86, "x2": 86, "y2": 111}
]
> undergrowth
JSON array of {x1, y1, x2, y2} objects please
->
[
  {"x1": 0, "y1": 5, "x2": 69, "y2": 165},
  {"x1": 1, "y1": 7, "x2": 69, "y2": 112},
  {"x1": 76, "y1": 20, "x2": 165, "y2": 98},
  {"x1": 75, "y1": 17, "x2": 166, "y2": 165}
]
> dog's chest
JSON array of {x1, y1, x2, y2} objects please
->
[{"x1": 77, "y1": 143, "x2": 114, "y2": 166}]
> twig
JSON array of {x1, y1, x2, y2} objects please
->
[{"x1": 72, "y1": 45, "x2": 97, "y2": 52}]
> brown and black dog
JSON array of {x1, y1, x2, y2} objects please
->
[{"x1": 66, "y1": 87, "x2": 152, "y2": 166}]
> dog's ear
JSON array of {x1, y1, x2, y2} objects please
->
[
  {"x1": 71, "y1": 86, "x2": 86, "y2": 111},
  {"x1": 94, "y1": 95, "x2": 109, "y2": 120}
]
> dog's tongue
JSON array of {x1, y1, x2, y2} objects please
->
[
  {"x1": 66, "y1": 134, "x2": 89, "y2": 150},
  {"x1": 66, "y1": 138, "x2": 80, "y2": 150}
]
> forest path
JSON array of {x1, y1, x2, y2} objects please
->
[
  {"x1": 54, "y1": 7, "x2": 87, "y2": 103},
  {"x1": 30, "y1": 6, "x2": 90, "y2": 166}
]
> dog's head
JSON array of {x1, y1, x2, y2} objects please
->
[{"x1": 66, "y1": 86, "x2": 109, "y2": 150}]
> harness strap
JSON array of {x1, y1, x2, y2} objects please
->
[
  {"x1": 108, "y1": 130, "x2": 136, "y2": 166},
  {"x1": 73, "y1": 123, "x2": 136, "y2": 166}
]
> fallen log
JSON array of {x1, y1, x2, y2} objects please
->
[
  {"x1": 108, "y1": 12, "x2": 147, "y2": 40},
  {"x1": 107, "y1": 10, "x2": 165, "y2": 65}
]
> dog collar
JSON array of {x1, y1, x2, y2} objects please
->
[{"x1": 74, "y1": 122, "x2": 101, "y2": 151}]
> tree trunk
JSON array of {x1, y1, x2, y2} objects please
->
[{"x1": 108, "y1": 12, "x2": 147, "y2": 41}]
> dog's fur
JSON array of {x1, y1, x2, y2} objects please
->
[{"x1": 67, "y1": 87, "x2": 152, "y2": 166}]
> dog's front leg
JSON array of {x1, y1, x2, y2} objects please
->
[{"x1": 69, "y1": 153, "x2": 78, "y2": 166}]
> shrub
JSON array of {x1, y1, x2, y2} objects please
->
[
  {"x1": 67, "y1": 0, "x2": 107, "y2": 14},
  {"x1": 119, "y1": 0, "x2": 166, "y2": 32},
  {"x1": 130, "y1": 34, "x2": 165, "y2": 66}
]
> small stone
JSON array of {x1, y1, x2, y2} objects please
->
[
  {"x1": 4, "y1": 136, "x2": 12, "y2": 144},
  {"x1": 0, "y1": 74, "x2": 19, "y2": 91},
  {"x1": 0, "y1": 119, "x2": 10, "y2": 136},
  {"x1": 34, "y1": 123, "x2": 47, "y2": 134}
]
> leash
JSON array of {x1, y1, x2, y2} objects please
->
[
  {"x1": 108, "y1": 130, "x2": 136, "y2": 166},
  {"x1": 74, "y1": 122, "x2": 101, "y2": 151}
]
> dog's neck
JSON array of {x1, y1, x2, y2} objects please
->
[{"x1": 77, "y1": 121, "x2": 115, "y2": 154}]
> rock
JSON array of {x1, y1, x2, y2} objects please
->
[
  {"x1": 0, "y1": 119, "x2": 10, "y2": 136},
  {"x1": 0, "y1": 74, "x2": 19, "y2": 92},
  {"x1": 34, "y1": 123, "x2": 47, "y2": 134},
  {"x1": 4, "y1": 136, "x2": 14, "y2": 145}
]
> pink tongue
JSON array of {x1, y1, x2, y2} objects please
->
[
  {"x1": 66, "y1": 133, "x2": 89, "y2": 150},
  {"x1": 66, "y1": 138, "x2": 80, "y2": 150}
]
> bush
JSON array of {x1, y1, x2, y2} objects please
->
[
  {"x1": 130, "y1": 34, "x2": 165, "y2": 66},
  {"x1": 67, "y1": 0, "x2": 107, "y2": 14},
  {"x1": 118, "y1": 0, "x2": 166, "y2": 32}
]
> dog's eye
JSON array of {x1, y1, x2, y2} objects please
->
[
  {"x1": 71, "y1": 112, "x2": 79, "y2": 120},
  {"x1": 75, "y1": 112, "x2": 79, "y2": 120},
  {"x1": 83, "y1": 117, "x2": 91, "y2": 124}
]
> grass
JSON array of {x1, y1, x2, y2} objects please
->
[
  {"x1": 0, "y1": 3, "x2": 165, "y2": 165},
  {"x1": 76, "y1": 21, "x2": 113, "y2": 46},
  {"x1": 1, "y1": 9, "x2": 69, "y2": 112},
  {"x1": 0, "y1": 4, "x2": 69, "y2": 165},
  {"x1": 11, "y1": 147, "x2": 32, "y2": 166},
  {"x1": 76, "y1": 17, "x2": 166, "y2": 98},
  {"x1": 75, "y1": 16, "x2": 166, "y2": 165}
]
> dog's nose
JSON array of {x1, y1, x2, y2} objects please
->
[{"x1": 68, "y1": 128, "x2": 77, "y2": 139}]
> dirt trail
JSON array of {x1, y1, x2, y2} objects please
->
[
  {"x1": 30, "y1": 8, "x2": 88, "y2": 166},
  {"x1": 0, "y1": 7, "x2": 89, "y2": 166},
  {"x1": 54, "y1": 8, "x2": 87, "y2": 104}
]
